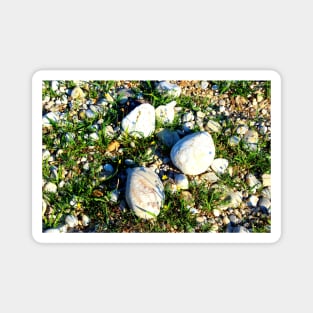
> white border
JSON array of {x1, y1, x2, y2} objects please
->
[{"x1": 32, "y1": 70, "x2": 281, "y2": 244}]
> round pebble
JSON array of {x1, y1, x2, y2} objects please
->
[
  {"x1": 247, "y1": 195, "x2": 259, "y2": 207},
  {"x1": 155, "y1": 101, "x2": 176, "y2": 124},
  {"x1": 110, "y1": 189, "x2": 120, "y2": 203},
  {"x1": 42, "y1": 112, "x2": 59, "y2": 126},
  {"x1": 170, "y1": 132, "x2": 215, "y2": 175},
  {"x1": 43, "y1": 182, "x2": 57, "y2": 193},
  {"x1": 236, "y1": 125, "x2": 249, "y2": 135},
  {"x1": 121, "y1": 103, "x2": 155, "y2": 138},
  {"x1": 262, "y1": 173, "x2": 271, "y2": 187},
  {"x1": 51, "y1": 80, "x2": 59, "y2": 91},
  {"x1": 125, "y1": 167, "x2": 165, "y2": 219},
  {"x1": 201, "y1": 81, "x2": 209, "y2": 89},
  {"x1": 65, "y1": 215, "x2": 78, "y2": 228},
  {"x1": 206, "y1": 120, "x2": 222, "y2": 133},
  {"x1": 258, "y1": 197, "x2": 271, "y2": 211},
  {"x1": 155, "y1": 81, "x2": 181, "y2": 98},
  {"x1": 229, "y1": 135, "x2": 240, "y2": 146},
  {"x1": 243, "y1": 130, "x2": 259, "y2": 150},
  {"x1": 85, "y1": 109, "x2": 95, "y2": 119},
  {"x1": 212, "y1": 209, "x2": 221, "y2": 217},
  {"x1": 174, "y1": 173, "x2": 189, "y2": 190},
  {"x1": 211, "y1": 158, "x2": 229, "y2": 175},
  {"x1": 71, "y1": 87, "x2": 85, "y2": 99},
  {"x1": 81, "y1": 215, "x2": 90, "y2": 227},
  {"x1": 44, "y1": 228, "x2": 60, "y2": 233}
]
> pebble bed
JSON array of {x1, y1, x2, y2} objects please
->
[{"x1": 42, "y1": 80, "x2": 271, "y2": 233}]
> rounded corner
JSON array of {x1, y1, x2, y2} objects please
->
[
  {"x1": 269, "y1": 230, "x2": 282, "y2": 244},
  {"x1": 268, "y1": 69, "x2": 282, "y2": 83},
  {"x1": 32, "y1": 70, "x2": 45, "y2": 83},
  {"x1": 32, "y1": 230, "x2": 44, "y2": 244}
]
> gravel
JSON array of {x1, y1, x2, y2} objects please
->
[{"x1": 42, "y1": 80, "x2": 271, "y2": 233}]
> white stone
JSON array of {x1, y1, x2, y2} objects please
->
[
  {"x1": 155, "y1": 81, "x2": 181, "y2": 98},
  {"x1": 121, "y1": 103, "x2": 155, "y2": 138},
  {"x1": 243, "y1": 130, "x2": 259, "y2": 150},
  {"x1": 247, "y1": 195, "x2": 259, "y2": 207},
  {"x1": 42, "y1": 150, "x2": 50, "y2": 160},
  {"x1": 58, "y1": 181, "x2": 65, "y2": 188},
  {"x1": 189, "y1": 208, "x2": 199, "y2": 214},
  {"x1": 211, "y1": 158, "x2": 229, "y2": 175},
  {"x1": 223, "y1": 216, "x2": 230, "y2": 225},
  {"x1": 196, "y1": 216, "x2": 207, "y2": 224},
  {"x1": 43, "y1": 182, "x2": 57, "y2": 193},
  {"x1": 246, "y1": 174, "x2": 261, "y2": 192},
  {"x1": 206, "y1": 120, "x2": 222, "y2": 133},
  {"x1": 83, "y1": 162, "x2": 90, "y2": 171},
  {"x1": 86, "y1": 109, "x2": 95, "y2": 119},
  {"x1": 212, "y1": 209, "x2": 221, "y2": 217},
  {"x1": 258, "y1": 196, "x2": 271, "y2": 209},
  {"x1": 200, "y1": 172, "x2": 219, "y2": 183},
  {"x1": 244, "y1": 130, "x2": 258, "y2": 143},
  {"x1": 182, "y1": 121, "x2": 194, "y2": 132},
  {"x1": 236, "y1": 125, "x2": 249, "y2": 135},
  {"x1": 65, "y1": 132, "x2": 75, "y2": 142},
  {"x1": 51, "y1": 80, "x2": 59, "y2": 91},
  {"x1": 174, "y1": 173, "x2": 189, "y2": 190},
  {"x1": 44, "y1": 228, "x2": 60, "y2": 233},
  {"x1": 201, "y1": 81, "x2": 209, "y2": 89},
  {"x1": 71, "y1": 87, "x2": 85, "y2": 99},
  {"x1": 43, "y1": 95, "x2": 50, "y2": 103},
  {"x1": 182, "y1": 111, "x2": 194, "y2": 123},
  {"x1": 50, "y1": 165, "x2": 58, "y2": 179},
  {"x1": 262, "y1": 173, "x2": 271, "y2": 187},
  {"x1": 61, "y1": 95, "x2": 68, "y2": 105},
  {"x1": 261, "y1": 187, "x2": 271, "y2": 199},
  {"x1": 89, "y1": 133, "x2": 99, "y2": 141},
  {"x1": 65, "y1": 215, "x2": 78, "y2": 228},
  {"x1": 155, "y1": 101, "x2": 176, "y2": 124},
  {"x1": 42, "y1": 112, "x2": 59, "y2": 126},
  {"x1": 110, "y1": 189, "x2": 120, "y2": 203},
  {"x1": 58, "y1": 224, "x2": 68, "y2": 233},
  {"x1": 229, "y1": 136, "x2": 240, "y2": 146},
  {"x1": 170, "y1": 132, "x2": 215, "y2": 175},
  {"x1": 81, "y1": 215, "x2": 90, "y2": 227},
  {"x1": 125, "y1": 167, "x2": 165, "y2": 219},
  {"x1": 219, "y1": 191, "x2": 242, "y2": 210}
]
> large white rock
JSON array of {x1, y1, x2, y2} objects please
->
[
  {"x1": 170, "y1": 132, "x2": 215, "y2": 175},
  {"x1": 121, "y1": 103, "x2": 155, "y2": 138},
  {"x1": 125, "y1": 167, "x2": 165, "y2": 219}
]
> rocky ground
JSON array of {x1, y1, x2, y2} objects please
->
[{"x1": 42, "y1": 79, "x2": 271, "y2": 233}]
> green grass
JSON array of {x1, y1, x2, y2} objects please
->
[{"x1": 42, "y1": 79, "x2": 271, "y2": 233}]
